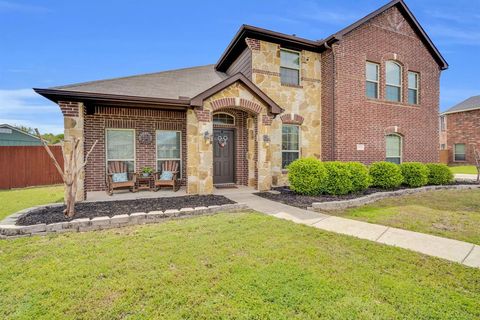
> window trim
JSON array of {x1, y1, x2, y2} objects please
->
[
  {"x1": 280, "y1": 48, "x2": 301, "y2": 86},
  {"x1": 366, "y1": 61, "x2": 380, "y2": 99},
  {"x1": 439, "y1": 115, "x2": 446, "y2": 132},
  {"x1": 385, "y1": 61, "x2": 403, "y2": 102},
  {"x1": 281, "y1": 124, "x2": 300, "y2": 169},
  {"x1": 105, "y1": 128, "x2": 136, "y2": 172},
  {"x1": 385, "y1": 133, "x2": 402, "y2": 164},
  {"x1": 454, "y1": 143, "x2": 466, "y2": 162},
  {"x1": 213, "y1": 112, "x2": 235, "y2": 126},
  {"x1": 408, "y1": 71, "x2": 419, "y2": 105},
  {"x1": 156, "y1": 129, "x2": 182, "y2": 178}
]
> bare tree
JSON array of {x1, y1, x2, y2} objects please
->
[
  {"x1": 35, "y1": 129, "x2": 97, "y2": 217},
  {"x1": 474, "y1": 148, "x2": 480, "y2": 183}
]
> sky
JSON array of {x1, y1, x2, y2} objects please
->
[{"x1": 0, "y1": 0, "x2": 479, "y2": 134}]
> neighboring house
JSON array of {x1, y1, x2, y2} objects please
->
[
  {"x1": 440, "y1": 96, "x2": 480, "y2": 164},
  {"x1": 34, "y1": 0, "x2": 448, "y2": 200},
  {"x1": 0, "y1": 124, "x2": 41, "y2": 146}
]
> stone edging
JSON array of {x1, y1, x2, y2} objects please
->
[
  {"x1": 0, "y1": 203, "x2": 248, "y2": 239},
  {"x1": 308, "y1": 184, "x2": 480, "y2": 212}
]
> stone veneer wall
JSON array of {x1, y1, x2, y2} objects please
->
[{"x1": 248, "y1": 39, "x2": 323, "y2": 186}]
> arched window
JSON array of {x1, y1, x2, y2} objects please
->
[
  {"x1": 386, "y1": 61, "x2": 402, "y2": 102},
  {"x1": 386, "y1": 134, "x2": 402, "y2": 164},
  {"x1": 213, "y1": 113, "x2": 235, "y2": 125}
]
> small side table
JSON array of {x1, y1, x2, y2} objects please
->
[{"x1": 136, "y1": 175, "x2": 154, "y2": 191}]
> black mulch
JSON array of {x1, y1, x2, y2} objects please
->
[
  {"x1": 255, "y1": 182, "x2": 478, "y2": 209},
  {"x1": 16, "y1": 195, "x2": 235, "y2": 226}
]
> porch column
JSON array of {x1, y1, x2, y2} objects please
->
[
  {"x1": 257, "y1": 114, "x2": 272, "y2": 191},
  {"x1": 59, "y1": 101, "x2": 85, "y2": 201},
  {"x1": 186, "y1": 109, "x2": 213, "y2": 194}
]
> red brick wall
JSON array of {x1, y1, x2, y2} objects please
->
[
  {"x1": 446, "y1": 110, "x2": 480, "y2": 164},
  {"x1": 321, "y1": 6, "x2": 441, "y2": 164},
  {"x1": 84, "y1": 106, "x2": 187, "y2": 193}
]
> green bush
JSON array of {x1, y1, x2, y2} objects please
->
[
  {"x1": 400, "y1": 162, "x2": 429, "y2": 187},
  {"x1": 369, "y1": 162, "x2": 403, "y2": 189},
  {"x1": 287, "y1": 158, "x2": 327, "y2": 195},
  {"x1": 426, "y1": 163, "x2": 454, "y2": 185},
  {"x1": 322, "y1": 162, "x2": 353, "y2": 195},
  {"x1": 345, "y1": 162, "x2": 372, "y2": 192}
]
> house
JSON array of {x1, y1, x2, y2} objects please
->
[
  {"x1": 440, "y1": 96, "x2": 480, "y2": 164},
  {"x1": 34, "y1": 0, "x2": 448, "y2": 200},
  {"x1": 0, "y1": 124, "x2": 41, "y2": 146}
]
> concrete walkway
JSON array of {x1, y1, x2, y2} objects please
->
[
  {"x1": 455, "y1": 173, "x2": 478, "y2": 182},
  {"x1": 223, "y1": 190, "x2": 480, "y2": 268}
]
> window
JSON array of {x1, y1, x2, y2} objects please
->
[
  {"x1": 213, "y1": 113, "x2": 235, "y2": 125},
  {"x1": 439, "y1": 115, "x2": 446, "y2": 131},
  {"x1": 408, "y1": 71, "x2": 419, "y2": 104},
  {"x1": 386, "y1": 134, "x2": 402, "y2": 164},
  {"x1": 106, "y1": 129, "x2": 135, "y2": 172},
  {"x1": 386, "y1": 61, "x2": 402, "y2": 102},
  {"x1": 156, "y1": 130, "x2": 182, "y2": 177},
  {"x1": 366, "y1": 62, "x2": 379, "y2": 99},
  {"x1": 454, "y1": 143, "x2": 466, "y2": 161},
  {"x1": 282, "y1": 125, "x2": 300, "y2": 168},
  {"x1": 280, "y1": 49, "x2": 300, "y2": 86},
  {"x1": 440, "y1": 144, "x2": 446, "y2": 150}
]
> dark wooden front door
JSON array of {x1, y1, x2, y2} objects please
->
[{"x1": 213, "y1": 129, "x2": 235, "y2": 184}]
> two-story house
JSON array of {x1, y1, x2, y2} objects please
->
[{"x1": 35, "y1": 0, "x2": 448, "y2": 199}]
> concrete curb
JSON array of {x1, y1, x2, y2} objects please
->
[
  {"x1": 0, "y1": 203, "x2": 248, "y2": 239},
  {"x1": 309, "y1": 184, "x2": 480, "y2": 211}
]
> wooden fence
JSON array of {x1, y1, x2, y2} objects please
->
[
  {"x1": 439, "y1": 150, "x2": 449, "y2": 164},
  {"x1": 0, "y1": 146, "x2": 64, "y2": 189}
]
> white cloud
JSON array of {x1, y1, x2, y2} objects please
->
[{"x1": 0, "y1": 1, "x2": 49, "y2": 13}]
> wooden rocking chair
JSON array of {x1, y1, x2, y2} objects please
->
[
  {"x1": 106, "y1": 161, "x2": 137, "y2": 195},
  {"x1": 154, "y1": 160, "x2": 180, "y2": 192}
]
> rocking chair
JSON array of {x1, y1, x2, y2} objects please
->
[
  {"x1": 154, "y1": 160, "x2": 180, "y2": 191},
  {"x1": 106, "y1": 161, "x2": 137, "y2": 195}
]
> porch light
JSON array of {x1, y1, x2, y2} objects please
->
[
  {"x1": 203, "y1": 131, "x2": 212, "y2": 144},
  {"x1": 263, "y1": 135, "x2": 271, "y2": 147}
]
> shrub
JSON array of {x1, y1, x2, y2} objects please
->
[
  {"x1": 345, "y1": 162, "x2": 372, "y2": 192},
  {"x1": 400, "y1": 162, "x2": 429, "y2": 187},
  {"x1": 287, "y1": 158, "x2": 327, "y2": 195},
  {"x1": 322, "y1": 162, "x2": 353, "y2": 195},
  {"x1": 369, "y1": 162, "x2": 403, "y2": 189},
  {"x1": 426, "y1": 163, "x2": 454, "y2": 185}
]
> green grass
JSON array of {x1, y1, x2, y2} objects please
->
[
  {"x1": 332, "y1": 189, "x2": 480, "y2": 245},
  {"x1": 0, "y1": 212, "x2": 479, "y2": 319},
  {"x1": 449, "y1": 165, "x2": 478, "y2": 175},
  {"x1": 0, "y1": 185, "x2": 64, "y2": 221}
]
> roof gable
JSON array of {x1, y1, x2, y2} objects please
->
[{"x1": 443, "y1": 95, "x2": 480, "y2": 115}]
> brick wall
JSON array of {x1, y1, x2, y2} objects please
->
[
  {"x1": 84, "y1": 106, "x2": 187, "y2": 193},
  {"x1": 446, "y1": 109, "x2": 480, "y2": 164},
  {"x1": 321, "y1": 6, "x2": 441, "y2": 163}
]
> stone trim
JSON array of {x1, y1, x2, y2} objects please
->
[
  {"x1": 58, "y1": 101, "x2": 80, "y2": 117},
  {"x1": 245, "y1": 38, "x2": 260, "y2": 50},
  {"x1": 210, "y1": 97, "x2": 263, "y2": 115},
  {"x1": 252, "y1": 69, "x2": 280, "y2": 77},
  {"x1": 309, "y1": 185, "x2": 480, "y2": 212},
  {"x1": 280, "y1": 114, "x2": 304, "y2": 125},
  {"x1": 194, "y1": 109, "x2": 211, "y2": 122},
  {"x1": 0, "y1": 203, "x2": 248, "y2": 238}
]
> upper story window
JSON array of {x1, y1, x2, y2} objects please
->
[
  {"x1": 366, "y1": 62, "x2": 379, "y2": 99},
  {"x1": 213, "y1": 113, "x2": 235, "y2": 125},
  {"x1": 408, "y1": 71, "x2": 419, "y2": 104},
  {"x1": 386, "y1": 61, "x2": 402, "y2": 102},
  {"x1": 280, "y1": 49, "x2": 300, "y2": 86},
  {"x1": 439, "y1": 115, "x2": 446, "y2": 131}
]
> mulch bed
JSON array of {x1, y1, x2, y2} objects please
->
[
  {"x1": 16, "y1": 195, "x2": 235, "y2": 226},
  {"x1": 255, "y1": 182, "x2": 478, "y2": 209}
]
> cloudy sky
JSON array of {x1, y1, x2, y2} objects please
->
[{"x1": 0, "y1": 0, "x2": 479, "y2": 134}]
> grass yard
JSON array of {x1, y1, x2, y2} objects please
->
[
  {"x1": 0, "y1": 185, "x2": 64, "y2": 221},
  {"x1": 449, "y1": 165, "x2": 478, "y2": 175},
  {"x1": 0, "y1": 212, "x2": 479, "y2": 319},
  {"x1": 331, "y1": 189, "x2": 480, "y2": 245}
]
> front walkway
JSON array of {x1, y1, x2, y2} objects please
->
[{"x1": 223, "y1": 189, "x2": 480, "y2": 268}]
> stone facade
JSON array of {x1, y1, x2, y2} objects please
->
[{"x1": 444, "y1": 109, "x2": 480, "y2": 164}]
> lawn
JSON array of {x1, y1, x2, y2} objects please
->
[
  {"x1": 331, "y1": 189, "x2": 480, "y2": 245},
  {"x1": 0, "y1": 212, "x2": 479, "y2": 319},
  {"x1": 0, "y1": 185, "x2": 64, "y2": 221},
  {"x1": 449, "y1": 165, "x2": 478, "y2": 175}
]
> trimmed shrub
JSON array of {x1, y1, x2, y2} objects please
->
[
  {"x1": 322, "y1": 162, "x2": 353, "y2": 195},
  {"x1": 426, "y1": 163, "x2": 454, "y2": 185},
  {"x1": 400, "y1": 162, "x2": 429, "y2": 187},
  {"x1": 345, "y1": 162, "x2": 372, "y2": 192},
  {"x1": 369, "y1": 161, "x2": 403, "y2": 189},
  {"x1": 287, "y1": 158, "x2": 327, "y2": 195}
]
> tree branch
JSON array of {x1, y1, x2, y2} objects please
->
[{"x1": 35, "y1": 128, "x2": 65, "y2": 180}]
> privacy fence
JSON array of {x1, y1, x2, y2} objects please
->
[{"x1": 0, "y1": 146, "x2": 64, "y2": 189}]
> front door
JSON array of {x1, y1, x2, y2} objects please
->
[{"x1": 213, "y1": 129, "x2": 235, "y2": 184}]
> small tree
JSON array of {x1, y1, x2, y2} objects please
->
[
  {"x1": 35, "y1": 129, "x2": 97, "y2": 218},
  {"x1": 474, "y1": 148, "x2": 480, "y2": 183}
]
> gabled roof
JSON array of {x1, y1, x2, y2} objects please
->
[
  {"x1": 442, "y1": 95, "x2": 480, "y2": 115},
  {"x1": 0, "y1": 124, "x2": 41, "y2": 140}
]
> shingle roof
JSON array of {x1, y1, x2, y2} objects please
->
[
  {"x1": 51, "y1": 64, "x2": 228, "y2": 100},
  {"x1": 443, "y1": 95, "x2": 480, "y2": 115}
]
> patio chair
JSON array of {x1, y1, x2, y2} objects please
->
[
  {"x1": 154, "y1": 160, "x2": 180, "y2": 192},
  {"x1": 106, "y1": 161, "x2": 137, "y2": 195}
]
